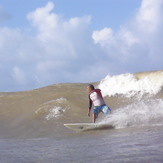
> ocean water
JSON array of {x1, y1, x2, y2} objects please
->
[{"x1": 0, "y1": 70, "x2": 163, "y2": 163}]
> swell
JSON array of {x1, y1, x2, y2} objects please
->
[
  {"x1": 0, "y1": 70, "x2": 163, "y2": 138},
  {"x1": 0, "y1": 83, "x2": 89, "y2": 138}
]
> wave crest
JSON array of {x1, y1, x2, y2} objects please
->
[{"x1": 98, "y1": 70, "x2": 163, "y2": 98}]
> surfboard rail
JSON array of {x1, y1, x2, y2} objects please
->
[{"x1": 64, "y1": 123, "x2": 113, "y2": 131}]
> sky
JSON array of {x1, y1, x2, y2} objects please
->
[{"x1": 0, "y1": 0, "x2": 163, "y2": 92}]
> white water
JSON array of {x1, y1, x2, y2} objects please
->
[
  {"x1": 97, "y1": 71, "x2": 163, "y2": 129},
  {"x1": 100, "y1": 99, "x2": 163, "y2": 129},
  {"x1": 35, "y1": 97, "x2": 70, "y2": 120},
  {"x1": 98, "y1": 71, "x2": 163, "y2": 98}
]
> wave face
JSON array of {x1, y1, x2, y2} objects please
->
[{"x1": 0, "y1": 70, "x2": 163, "y2": 138}]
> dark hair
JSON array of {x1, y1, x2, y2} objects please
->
[{"x1": 88, "y1": 84, "x2": 95, "y2": 90}]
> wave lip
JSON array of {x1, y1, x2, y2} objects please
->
[{"x1": 98, "y1": 70, "x2": 163, "y2": 98}]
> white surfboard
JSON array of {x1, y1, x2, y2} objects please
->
[{"x1": 64, "y1": 123, "x2": 113, "y2": 131}]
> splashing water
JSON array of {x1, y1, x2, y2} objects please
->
[
  {"x1": 100, "y1": 99, "x2": 163, "y2": 129},
  {"x1": 35, "y1": 97, "x2": 70, "y2": 120}
]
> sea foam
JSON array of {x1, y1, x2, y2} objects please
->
[
  {"x1": 35, "y1": 97, "x2": 70, "y2": 120},
  {"x1": 98, "y1": 71, "x2": 163, "y2": 128},
  {"x1": 98, "y1": 71, "x2": 163, "y2": 98},
  {"x1": 100, "y1": 99, "x2": 163, "y2": 129}
]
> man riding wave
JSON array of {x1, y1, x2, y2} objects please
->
[{"x1": 87, "y1": 84, "x2": 111, "y2": 123}]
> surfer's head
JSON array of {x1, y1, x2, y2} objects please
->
[{"x1": 87, "y1": 84, "x2": 95, "y2": 93}]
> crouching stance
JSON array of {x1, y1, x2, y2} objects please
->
[{"x1": 87, "y1": 84, "x2": 111, "y2": 123}]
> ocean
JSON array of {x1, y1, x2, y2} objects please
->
[{"x1": 0, "y1": 70, "x2": 163, "y2": 163}]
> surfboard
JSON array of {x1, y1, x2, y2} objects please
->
[{"x1": 64, "y1": 123, "x2": 113, "y2": 131}]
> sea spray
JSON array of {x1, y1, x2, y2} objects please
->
[{"x1": 100, "y1": 99, "x2": 163, "y2": 129}]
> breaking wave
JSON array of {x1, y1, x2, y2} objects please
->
[
  {"x1": 97, "y1": 70, "x2": 163, "y2": 128},
  {"x1": 98, "y1": 70, "x2": 163, "y2": 98},
  {"x1": 0, "y1": 70, "x2": 162, "y2": 138}
]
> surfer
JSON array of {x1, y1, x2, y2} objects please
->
[{"x1": 87, "y1": 84, "x2": 111, "y2": 123}]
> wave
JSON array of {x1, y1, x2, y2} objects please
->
[
  {"x1": 98, "y1": 70, "x2": 163, "y2": 98},
  {"x1": 0, "y1": 70, "x2": 163, "y2": 138},
  {"x1": 96, "y1": 70, "x2": 163, "y2": 129}
]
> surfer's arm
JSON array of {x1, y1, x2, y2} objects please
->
[
  {"x1": 88, "y1": 107, "x2": 91, "y2": 116},
  {"x1": 88, "y1": 96, "x2": 92, "y2": 117}
]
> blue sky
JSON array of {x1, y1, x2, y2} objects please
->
[
  {"x1": 1, "y1": 0, "x2": 141, "y2": 29},
  {"x1": 0, "y1": 0, "x2": 162, "y2": 92}
]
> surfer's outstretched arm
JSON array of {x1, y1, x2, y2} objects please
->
[
  {"x1": 87, "y1": 108, "x2": 91, "y2": 117},
  {"x1": 87, "y1": 94, "x2": 92, "y2": 117}
]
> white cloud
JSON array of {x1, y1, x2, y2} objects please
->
[
  {"x1": 92, "y1": 0, "x2": 163, "y2": 72},
  {"x1": 0, "y1": 0, "x2": 162, "y2": 91},
  {"x1": 27, "y1": 2, "x2": 59, "y2": 41},
  {"x1": 135, "y1": 0, "x2": 162, "y2": 33},
  {"x1": 92, "y1": 28, "x2": 114, "y2": 46},
  {"x1": 12, "y1": 66, "x2": 27, "y2": 85},
  {"x1": 0, "y1": 2, "x2": 97, "y2": 91},
  {"x1": 118, "y1": 30, "x2": 139, "y2": 46}
]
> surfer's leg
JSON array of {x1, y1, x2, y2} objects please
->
[
  {"x1": 92, "y1": 107, "x2": 99, "y2": 123},
  {"x1": 93, "y1": 113, "x2": 96, "y2": 123},
  {"x1": 93, "y1": 112, "x2": 98, "y2": 123}
]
